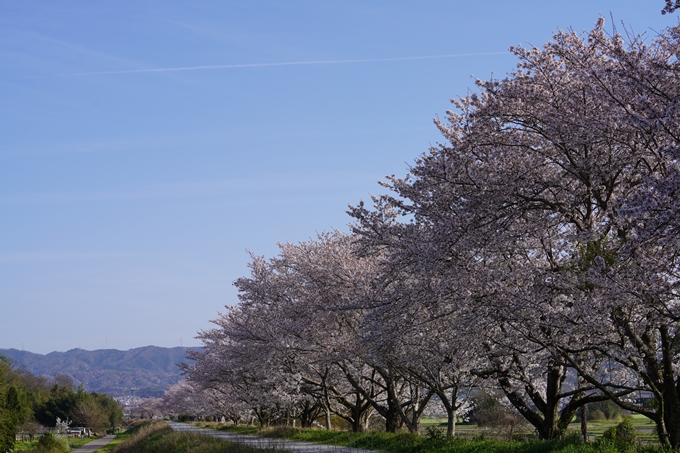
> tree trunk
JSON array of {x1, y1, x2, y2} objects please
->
[
  {"x1": 339, "y1": 367, "x2": 387, "y2": 432},
  {"x1": 661, "y1": 379, "x2": 680, "y2": 447},
  {"x1": 321, "y1": 369, "x2": 333, "y2": 430},
  {"x1": 332, "y1": 391, "x2": 372, "y2": 432},
  {"x1": 398, "y1": 386, "x2": 434, "y2": 434},
  {"x1": 436, "y1": 386, "x2": 459, "y2": 438},
  {"x1": 448, "y1": 408, "x2": 457, "y2": 438},
  {"x1": 497, "y1": 360, "x2": 567, "y2": 439},
  {"x1": 580, "y1": 405, "x2": 587, "y2": 442},
  {"x1": 350, "y1": 401, "x2": 370, "y2": 432},
  {"x1": 361, "y1": 408, "x2": 373, "y2": 432},
  {"x1": 383, "y1": 376, "x2": 404, "y2": 433},
  {"x1": 384, "y1": 407, "x2": 401, "y2": 433}
]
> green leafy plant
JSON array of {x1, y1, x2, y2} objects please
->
[
  {"x1": 425, "y1": 426, "x2": 445, "y2": 440},
  {"x1": 603, "y1": 418, "x2": 638, "y2": 452}
]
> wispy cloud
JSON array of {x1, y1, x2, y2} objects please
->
[
  {"x1": 0, "y1": 173, "x2": 379, "y2": 204},
  {"x1": 2, "y1": 124, "x2": 434, "y2": 157},
  {"x1": 62, "y1": 52, "x2": 510, "y2": 77},
  {"x1": 0, "y1": 251, "x2": 143, "y2": 263}
]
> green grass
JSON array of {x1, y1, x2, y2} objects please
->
[
  {"x1": 195, "y1": 424, "x2": 663, "y2": 453},
  {"x1": 578, "y1": 414, "x2": 657, "y2": 443},
  {"x1": 192, "y1": 416, "x2": 666, "y2": 453},
  {"x1": 68, "y1": 436, "x2": 95, "y2": 450},
  {"x1": 12, "y1": 440, "x2": 39, "y2": 451},
  {"x1": 418, "y1": 414, "x2": 658, "y2": 442},
  {"x1": 96, "y1": 424, "x2": 144, "y2": 453}
]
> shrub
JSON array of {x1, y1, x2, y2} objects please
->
[
  {"x1": 588, "y1": 401, "x2": 622, "y2": 420},
  {"x1": 468, "y1": 391, "x2": 528, "y2": 440},
  {"x1": 615, "y1": 419, "x2": 638, "y2": 449},
  {"x1": 425, "y1": 426, "x2": 445, "y2": 440},
  {"x1": 178, "y1": 414, "x2": 190, "y2": 423},
  {"x1": 589, "y1": 409, "x2": 606, "y2": 421},
  {"x1": 602, "y1": 418, "x2": 637, "y2": 452},
  {"x1": 37, "y1": 432, "x2": 70, "y2": 453}
]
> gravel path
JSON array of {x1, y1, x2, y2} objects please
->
[
  {"x1": 166, "y1": 421, "x2": 384, "y2": 453},
  {"x1": 69, "y1": 435, "x2": 116, "y2": 453}
]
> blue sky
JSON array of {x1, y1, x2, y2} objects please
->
[{"x1": 1, "y1": 1, "x2": 677, "y2": 354}]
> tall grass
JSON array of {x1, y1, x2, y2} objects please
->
[
  {"x1": 108, "y1": 421, "x2": 286, "y2": 453},
  {"x1": 109, "y1": 421, "x2": 169, "y2": 453}
]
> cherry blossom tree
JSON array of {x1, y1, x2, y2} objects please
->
[
  {"x1": 185, "y1": 6, "x2": 680, "y2": 444},
  {"x1": 350, "y1": 17, "x2": 680, "y2": 440},
  {"x1": 186, "y1": 308, "x2": 299, "y2": 427},
  {"x1": 232, "y1": 233, "x2": 379, "y2": 430},
  {"x1": 187, "y1": 232, "x2": 392, "y2": 430},
  {"x1": 192, "y1": 231, "x2": 442, "y2": 433},
  {"x1": 357, "y1": 255, "x2": 480, "y2": 437},
  {"x1": 130, "y1": 397, "x2": 162, "y2": 420}
]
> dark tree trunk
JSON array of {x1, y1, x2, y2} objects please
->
[
  {"x1": 496, "y1": 359, "x2": 601, "y2": 440},
  {"x1": 298, "y1": 401, "x2": 323, "y2": 428},
  {"x1": 382, "y1": 372, "x2": 404, "y2": 433},
  {"x1": 397, "y1": 386, "x2": 434, "y2": 434},
  {"x1": 384, "y1": 406, "x2": 401, "y2": 433},
  {"x1": 347, "y1": 394, "x2": 373, "y2": 432},
  {"x1": 580, "y1": 404, "x2": 587, "y2": 442}
]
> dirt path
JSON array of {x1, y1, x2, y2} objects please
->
[{"x1": 167, "y1": 421, "x2": 384, "y2": 453}]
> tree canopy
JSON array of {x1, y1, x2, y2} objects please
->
[{"x1": 182, "y1": 8, "x2": 680, "y2": 448}]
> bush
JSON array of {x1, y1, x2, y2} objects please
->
[
  {"x1": 615, "y1": 419, "x2": 638, "y2": 449},
  {"x1": 588, "y1": 401, "x2": 622, "y2": 420},
  {"x1": 589, "y1": 410, "x2": 606, "y2": 420},
  {"x1": 425, "y1": 426, "x2": 445, "y2": 440},
  {"x1": 177, "y1": 415, "x2": 190, "y2": 423},
  {"x1": 602, "y1": 418, "x2": 637, "y2": 452},
  {"x1": 467, "y1": 391, "x2": 528, "y2": 439},
  {"x1": 602, "y1": 426, "x2": 616, "y2": 440},
  {"x1": 37, "y1": 433, "x2": 70, "y2": 453}
]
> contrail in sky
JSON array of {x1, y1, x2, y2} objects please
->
[{"x1": 64, "y1": 52, "x2": 510, "y2": 76}]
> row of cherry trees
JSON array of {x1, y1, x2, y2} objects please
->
[{"x1": 182, "y1": 15, "x2": 680, "y2": 447}]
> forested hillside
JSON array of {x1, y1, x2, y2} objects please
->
[
  {"x1": 0, "y1": 346, "x2": 200, "y2": 397},
  {"x1": 0, "y1": 356, "x2": 123, "y2": 453}
]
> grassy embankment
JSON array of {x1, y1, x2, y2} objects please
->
[
  {"x1": 99, "y1": 421, "x2": 287, "y2": 453},
  {"x1": 193, "y1": 413, "x2": 663, "y2": 453}
]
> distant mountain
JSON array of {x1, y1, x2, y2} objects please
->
[{"x1": 0, "y1": 346, "x2": 201, "y2": 397}]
